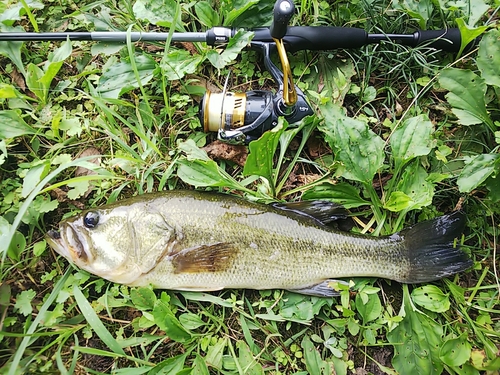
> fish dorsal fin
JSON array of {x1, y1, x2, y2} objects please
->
[
  {"x1": 171, "y1": 243, "x2": 238, "y2": 274},
  {"x1": 272, "y1": 200, "x2": 348, "y2": 226}
]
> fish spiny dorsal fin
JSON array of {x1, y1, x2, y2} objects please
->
[
  {"x1": 272, "y1": 200, "x2": 348, "y2": 226},
  {"x1": 171, "y1": 243, "x2": 238, "y2": 274}
]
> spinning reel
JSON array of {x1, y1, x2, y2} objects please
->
[
  {"x1": 0, "y1": 0, "x2": 471, "y2": 143},
  {"x1": 199, "y1": 0, "x2": 313, "y2": 143}
]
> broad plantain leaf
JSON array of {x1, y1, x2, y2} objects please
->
[
  {"x1": 25, "y1": 39, "x2": 73, "y2": 104},
  {"x1": 455, "y1": 18, "x2": 489, "y2": 56},
  {"x1": 391, "y1": 114, "x2": 434, "y2": 171},
  {"x1": 388, "y1": 285, "x2": 444, "y2": 375},
  {"x1": 207, "y1": 30, "x2": 254, "y2": 69},
  {"x1": 383, "y1": 191, "x2": 413, "y2": 212},
  {"x1": 97, "y1": 54, "x2": 156, "y2": 99},
  {"x1": 439, "y1": 334, "x2": 472, "y2": 367},
  {"x1": 21, "y1": 160, "x2": 51, "y2": 198},
  {"x1": 149, "y1": 352, "x2": 189, "y2": 375},
  {"x1": 0, "y1": 140, "x2": 6, "y2": 167},
  {"x1": 192, "y1": 354, "x2": 210, "y2": 375},
  {"x1": 457, "y1": 154, "x2": 499, "y2": 193},
  {"x1": 305, "y1": 58, "x2": 356, "y2": 106},
  {"x1": 392, "y1": 0, "x2": 433, "y2": 29},
  {"x1": 133, "y1": 0, "x2": 183, "y2": 29},
  {"x1": 152, "y1": 293, "x2": 192, "y2": 343},
  {"x1": 448, "y1": 1, "x2": 490, "y2": 28},
  {"x1": 177, "y1": 140, "x2": 248, "y2": 190},
  {"x1": 205, "y1": 337, "x2": 226, "y2": 368},
  {"x1": 243, "y1": 121, "x2": 287, "y2": 184},
  {"x1": 438, "y1": 68, "x2": 494, "y2": 131},
  {"x1": 318, "y1": 102, "x2": 385, "y2": 183},
  {"x1": 477, "y1": 29, "x2": 500, "y2": 88},
  {"x1": 130, "y1": 287, "x2": 157, "y2": 310},
  {"x1": 301, "y1": 181, "x2": 370, "y2": 209},
  {"x1": 177, "y1": 158, "x2": 238, "y2": 189},
  {"x1": 411, "y1": 285, "x2": 450, "y2": 313},
  {"x1": 394, "y1": 161, "x2": 434, "y2": 211},
  {"x1": 195, "y1": 1, "x2": 220, "y2": 28},
  {"x1": 355, "y1": 292, "x2": 382, "y2": 324},
  {"x1": 485, "y1": 174, "x2": 500, "y2": 202},
  {"x1": 40, "y1": 39, "x2": 72, "y2": 91},
  {"x1": 301, "y1": 335, "x2": 332, "y2": 375},
  {"x1": 0, "y1": 25, "x2": 26, "y2": 75},
  {"x1": 0, "y1": 1, "x2": 44, "y2": 26},
  {"x1": 177, "y1": 139, "x2": 211, "y2": 161},
  {"x1": 25, "y1": 63, "x2": 45, "y2": 102},
  {"x1": 161, "y1": 49, "x2": 204, "y2": 80},
  {"x1": 0, "y1": 111, "x2": 35, "y2": 139},
  {"x1": 224, "y1": 0, "x2": 270, "y2": 28},
  {"x1": 237, "y1": 341, "x2": 265, "y2": 375}
]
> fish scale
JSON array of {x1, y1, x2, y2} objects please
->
[{"x1": 46, "y1": 190, "x2": 472, "y2": 297}]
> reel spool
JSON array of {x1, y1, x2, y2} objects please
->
[{"x1": 199, "y1": 90, "x2": 277, "y2": 143}]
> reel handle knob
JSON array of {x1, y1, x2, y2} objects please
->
[{"x1": 270, "y1": 0, "x2": 295, "y2": 39}]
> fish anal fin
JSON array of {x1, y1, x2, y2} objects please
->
[
  {"x1": 287, "y1": 279, "x2": 349, "y2": 297},
  {"x1": 273, "y1": 200, "x2": 348, "y2": 226},
  {"x1": 171, "y1": 243, "x2": 238, "y2": 274}
]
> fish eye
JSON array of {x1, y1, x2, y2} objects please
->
[{"x1": 83, "y1": 211, "x2": 99, "y2": 229}]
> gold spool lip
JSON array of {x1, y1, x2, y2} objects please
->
[{"x1": 202, "y1": 90, "x2": 212, "y2": 132}]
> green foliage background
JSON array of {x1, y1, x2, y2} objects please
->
[{"x1": 0, "y1": 0, "x2": 499, "y2": 373}]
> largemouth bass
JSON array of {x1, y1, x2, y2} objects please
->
[{"x1": 46, "y1": 190, "x2": 472, "y2": 296}]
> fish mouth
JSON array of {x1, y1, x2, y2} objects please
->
[{"x1": 46, "y1": 225, "x2": 91, "y2": 264}]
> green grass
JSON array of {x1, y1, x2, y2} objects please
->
[{"x1": 1, "y1": 0, "x2": 499, "y2": 374}]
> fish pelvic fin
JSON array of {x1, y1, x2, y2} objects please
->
[
  {"x1": 401, "y1": 211, "x2": 472, "y2": 283},
  {"x1": 287, "y1": 279, "x2": 349, "y2": 297},
  {"x1": 171, "y1": 243, "x2": 238, "y2": 274}
]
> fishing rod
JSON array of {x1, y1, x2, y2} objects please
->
[
  {"x1": 0, "y1": 27, "x2": 464, "y2": 52},
  {"x1": 1, "y1": 0, "x2": 472, "y2": 143}
]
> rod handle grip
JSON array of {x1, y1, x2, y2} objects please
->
[{"x1": 413, "y1": 29, "x2": 464, "y2": 52}]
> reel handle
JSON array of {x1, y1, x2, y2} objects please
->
[{"x1": 270, "y1": 0, "x2": 296, "y2": 39}]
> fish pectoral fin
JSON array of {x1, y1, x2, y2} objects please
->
[
  {"x1": 171, "y1": 243, "x2": 238, "y2": 274},
  {"x1": 272, "y1": 200, "x2": 348, "y2": 226},
  {"x1": 287, "y1": 279, "x2": 349, "y2": 297}
]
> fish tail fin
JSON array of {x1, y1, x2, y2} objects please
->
[{"x1": 400, "y1": 211, "x2": 472, "y2": 283}]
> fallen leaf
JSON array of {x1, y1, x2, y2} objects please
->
[
  {"x1": 296, "y1": 174, "x2": 322, "y2": 185},
  {"x1": 11, "y1": 69, "x2": 25, "y2": 92},
  {"x1": 49, "y1": 187, "x2": 68, "y2": 203},
  {"x1": 75, "y1": 147, "x2": 101, "y2": 198},
  {"x1": 179, "y1": 42, "x2": 198, "y2": 55},
  {"x1": 306, "y1": 136, "x2": 329, "y2": 158},
  {"x1": 202, "y1": 141, "x2": 248, "y2": 166},
  {"x1": 186, "y1": 74, "x2": 221, "y2": 93}
]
